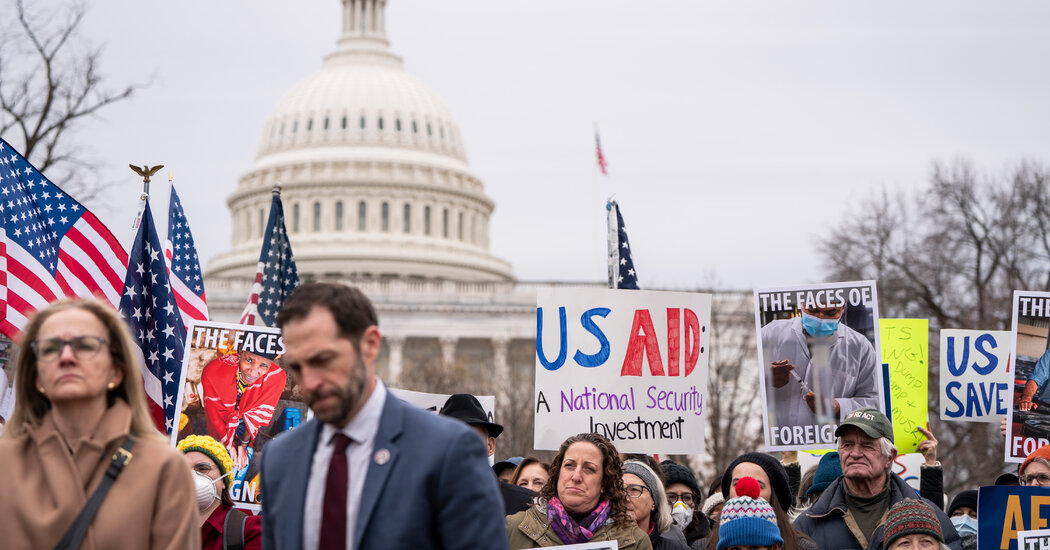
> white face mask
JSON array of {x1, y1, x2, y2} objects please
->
[
  {"x1": 950, "y1": 514, "x2": 977, "y2": 536},
  {"x1": 192, "y1": 469, "x2": 235, "y2": 514},
  {"x1": 671, "y1": 501, "x2": 693, "y2": 529}
]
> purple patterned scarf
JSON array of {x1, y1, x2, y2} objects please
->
[{"x1": 546, "y1": 495, "x2": 612, "y2": 544}]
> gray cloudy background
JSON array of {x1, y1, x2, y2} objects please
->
[{"x1": 41, "y1": 1, "x2": 1050, "y2": 290}]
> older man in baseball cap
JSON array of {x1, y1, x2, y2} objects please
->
[{"x1": 794, "y1": 408, "x2": 962, "y2": 550}]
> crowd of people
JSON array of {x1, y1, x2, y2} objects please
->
[{"x1": 0, "y1": 284, "x2": 1036, "y2": 549}]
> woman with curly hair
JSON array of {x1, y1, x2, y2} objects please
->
[{"x1": 507, "y1": 432, "x2": 652, "y2": 549}]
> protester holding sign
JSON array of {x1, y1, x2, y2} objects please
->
[
  {"x1": 507, "y1": 432, "x2": 652, "y2": 549},
  {"x1": 0, "y1": 298, "x2": 199, "y2": 550}
]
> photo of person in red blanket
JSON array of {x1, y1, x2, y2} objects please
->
[{"x1": 201, "y1": 348, "x2": 287, "y2": 469}]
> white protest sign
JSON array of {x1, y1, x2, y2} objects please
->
[
  {"x1": 389, "y1": 388, "x2": 496, "y2": 422},
  {"x1": 1018, "y1": 528, "x2": 1050, "y2": 550},
  {"x1": 533, "y1": 288, "x2": 711, "y2": 454},
  {"x1": 940, "y1": 329, "x2": 1011, "y2": 423}
]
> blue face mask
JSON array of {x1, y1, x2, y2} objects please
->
[
  {"x1": 951, "y1": 514, "x2": 977, "y2": 536},
  {"x1": 800, "y1": 311, "x2": 839, "y2": 337}
]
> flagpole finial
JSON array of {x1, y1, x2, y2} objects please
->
[
  {"x1": 272, "y1": 182, "x2": 282, "y2": 197},
  {"x1": 129, "y1": 164, "x2": 164, "y2": 197},
  {"x1": 168, "y1": 171, "x2": 174, "y2": 183}
]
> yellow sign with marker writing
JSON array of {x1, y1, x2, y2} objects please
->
[{"x1": 879, "y1": 319, "x2": 929, "y2": 454}]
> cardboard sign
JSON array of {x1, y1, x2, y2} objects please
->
[
  {"x1": 533, "y1": 288, "x2": 711, "y2": 454},
  {"x1": 979, "y1": 485, "x2": 1050, "y2": 550},
  {"x1": 1006, "y1": 291, "x2": 1050, "y2": 463},
  {"x1": 1018, "y1": 529, "x2": 1050, "y2": 550},
  {"x1": 940, "y1": 329, "x2": 1012, "y2": 423},
  {"x1": 172, "y1": 320, "x2": 306, "y2": 511},
  {"x1": 754, "y1": 281, "x2": 883, "y2": 451},
  {"x1": 881, "y1": 319, "x2": 928, "y2": 454}
]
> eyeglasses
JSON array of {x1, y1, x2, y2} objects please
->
[
  {"x1": 32, "y1": 336, "x2": 108, "y2": 363},
  {"x1": 1021, "y1": 473, "x2": 1050, "y2": 486},
  {"x1": 192, "y1": 462, "x2": 216, "y2": 476},
  {"x1": 625, "y1": 484, "x2": 650, "y2": 499},
  {"x1": 666, "y1": 492, "x2": 695, "y2": 506}
]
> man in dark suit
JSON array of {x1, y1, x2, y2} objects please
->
[
  {"x1": 259, "y1": 283, "x2": 508, "y2": 550},
  {"x1": 438, "y1": 393, "x2": 536, "y2": 515}
]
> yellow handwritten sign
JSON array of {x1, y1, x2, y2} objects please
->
[{"x1": 879, "y1": 319, "x2": 929, "y2": 454}]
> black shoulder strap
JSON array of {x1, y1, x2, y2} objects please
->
[
  {"x1": 222, "y1": 507, "x2": 247, "y2": 550},
  {"x1": 53, "y1": 434, "x2": 137, "y2": 550}
]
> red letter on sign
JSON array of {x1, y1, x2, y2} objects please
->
[
  {"x1": 683, "y1": 308, "x2": 700, "y2": 377},
  {"x1": 621, "y1": 309, "x2": 665, "y2": 376},
  {"x1": 667, "y1": 308, "x2": 681, "y2": 376}
]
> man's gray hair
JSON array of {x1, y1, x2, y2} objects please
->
[{"x1": 879, "y1": 437, "x2": 896, "y2": 458}]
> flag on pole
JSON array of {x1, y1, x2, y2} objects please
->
[
  {"x1": 607, "y1": 200, "x2": 639, "y2": 290},
  {"x1": 118, "y1": 199, "x2": 186, "y2": 433},
  {"x1": 0, "y1": 137, "x2": 128, "y2": 339},
  {"x1": 164, "y1": 180, "x2": 209, "y2": 328},
  {"x1": 595, "y1": 131, "x2": 609, "y2": 176},
  {"x1": 240, "y1": 185, "x2": 300, "y2": 327}
]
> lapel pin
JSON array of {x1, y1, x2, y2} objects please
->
[{"x1": 374, "y1": 448, "x2": 390, "y2": 465}]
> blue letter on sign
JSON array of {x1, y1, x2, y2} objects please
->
[
  {"x1": 536, "y1": 307, "x2": 567, "y2": 371},
  {"x1": 574, "y1": 307, "x2": 611, "y2": 368}
]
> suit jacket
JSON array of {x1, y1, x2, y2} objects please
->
[{"x1": 260, "y1": 391, "x2": 509, "y2": 550}]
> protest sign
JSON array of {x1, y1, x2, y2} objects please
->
[
  {"x1": 171, "y1": 320, "x2": 307, "y2": 510},
  {"x1": 389, "y1": 388, "x2": 495, "y2": 420},
  {"x1": 533, "y1": 288, "x2": 711, "y2": 454},
  {"x1": 754, "y1": 281, "x2": 882, "y2": 451},
  {"x1": 1007, "y1": 291, "x2": 1050, "y2": 463},
  {"x1": 1018, "y1": 529, "x2": 1050, "y2": 550},
  {"x1": 880, "y1": 319, "x2": 928, "y2": 454},
  {"x1": 979, "y1": 485, "x2": 1050, "y2": 550},
  {"x1": 940, "y1": 329, "x2": 1011, "y2": 423},
  {"x1": 542, "y1": 542, "x2": 618, "y2": 550}
]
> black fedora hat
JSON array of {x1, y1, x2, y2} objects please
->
[{"x1": 440, "y1": 393, "x2": 503, "y2": 438}]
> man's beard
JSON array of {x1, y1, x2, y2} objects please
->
[{"x1": 305, "y1": 348, "x2": 369, "y2": 426}]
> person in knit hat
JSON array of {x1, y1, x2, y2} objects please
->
[
  {"x1": 661, "y1": 459, "x2": 711, "y2": 545},
  {"x1": 716, "y1": 476, "x2": 783, "y2": 550},
  {"x1": 1019, "y1": 442, "x2": 1050, "y2": 487},
  {"x1": 879, "y1": 499, "x2": 944, "y2": 550},
  {"x1": 947, "y1": 490, "x2": 977, "y2": 550},
  {"x1": 178, "y1": 434, "x2": 262, "y2": 550},
  {"x1": 803, "y1": 452, "x2": 841, "y2": 506},
  {"x1": 623, "y1": 460, "x2": 689, "y2": 550}
]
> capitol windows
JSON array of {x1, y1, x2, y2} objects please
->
[
  {"x1": 293, "y1": 120, "x2": 298, "y2": 133},
  {"x1": 440, "y1": 125, "x2": 445, "y2": 139},
  {"x1": 378, "y1": 117, "x2": 384, "y2": 130},
  {"x1": 313, "y1": 202, "x2": 321, "y2": 232},
  {"x1": 358, "y1": 201, "x2": 367, "y2": 231},
  {"x1": 424, "y1": 206, "x2": 431, "y2": 235},
  {"x1": 293, "y1": 203, "x2": 301, "y2": 233},
  {"x1": 335, "y1": 201, "x2": 344, "y2": 230},
  {"x1": 396, "y1": 118, "x2": 402, "y2": 132},
  {"x1": 427, "y1": 122, "x2": 433, "y2": 136},
  {"x1": 360, "y1": 116, "x2": 366, "y2": 129},
  {"x1": 324, "y1": 117, "x2": 330, "y2": 130},
  {"x1": 307, "y1": 119, "x2": 313, "y2": 131},
  {"x1": 280, "y1": 122, "x2": 285, "y2": 135},
  {"x1": 458, "y1": 211, "x2": 464, "y2": 240},
  {"x1": 381, "y1": 202, "x2": 390, "y2": 232},
  {"x1": 412, "y1": 120, "x2": 418, "y2": 134},
  {"x1": 403, "y1": 203, "x2": 411, "y2": 233},
  {"x1": 442, "y1": 208, "x2": 449, "y2": 238},
  {"x1": 258, "y1": 208, "x2": 265, "y2": 238},
  {"x1": 342, "y1": 116, "x2": 348, "y2": 129}
]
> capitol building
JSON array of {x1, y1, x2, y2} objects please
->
[
  {"x1": 203, "y1": 0, "x2": 756, "y2": 459},
  {"x1": 204, "y1": 0, "x2": 565, "y2": 389}
]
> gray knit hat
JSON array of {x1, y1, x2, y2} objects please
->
[{"x1": 624, "y1": 460, "x2": 660, "y2": 500}]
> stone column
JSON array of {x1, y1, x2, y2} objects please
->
[
  {"x1": 387, "y1": 335, "x2": 405, "y2": 383},
  {"x1": 492, "y1": 336, "x2": 510, "y2": 404},
  {"x1": 439, "y1": 335, "x2": 458, "y2": 367}
]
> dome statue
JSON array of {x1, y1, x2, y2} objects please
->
[{"x1": 206, "y1": 0, "x2": 513, "y2": 283}]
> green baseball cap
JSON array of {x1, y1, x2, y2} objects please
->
[{"x1": 834, "y1": 407, "x2": 893, "y2": 443}]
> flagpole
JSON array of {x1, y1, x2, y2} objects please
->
[{"x1": 592, "y1": 124, "x2": 600, "y2": 283}]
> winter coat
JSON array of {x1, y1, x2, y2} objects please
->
[
  {"x1": 507, "y1": 502, "x2": 653, "y2": 549},
  {"x1": 793, "y1": 473, "x2": 961, "y2": 550},
  {"x1": 651, "y1": 524, "x2": 690, "y2": 550},
  {"x1": 0, "y1": 399, "x2": 199, "y2": 550}
]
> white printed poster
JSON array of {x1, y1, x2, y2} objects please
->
[
  {"x1": 754, "y1": 281, "x2": 883, "y2": 451},
  {"x1": 939, "y1": 329, "x2": 1011, "y2": 423},
  {"x1": 1007, "y1": 291, "x2": 1050, "y2": 462},
  {"x1": 533, "y1": 288, "x2": 711, "y2": 454}
]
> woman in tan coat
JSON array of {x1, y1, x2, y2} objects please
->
[{"x1": 0, "y1": 298, "x2": 199, "y2": 550}]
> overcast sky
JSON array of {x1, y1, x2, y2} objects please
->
[{"x1": 21, "y1": 0, "x2": 1050, "y2": 291}]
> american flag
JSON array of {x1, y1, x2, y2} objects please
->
[
  {"x1": 118, "y1": 200, "x2": 186, "y2": 433},
  {"x1": 164, "y1": 182, "x2": 209, "y2": 328},
  {"x1": 0, "y1": 137, "x2": 128, "y2": 339},
  {"x1": 607, "y1": 200, "x2": 639, "y2": 290},
  {"x1": 595, "y1": 131, "x2": 609, "y2": 176},
  {"x1": 240, "y1": 187, "x2": 300, "y2": 326}
]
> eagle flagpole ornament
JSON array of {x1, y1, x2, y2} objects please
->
[{"x1": 129, "y1": 164, "x2": 164, "y2": 196}]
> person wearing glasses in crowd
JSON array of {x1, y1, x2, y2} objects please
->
[
  {"x1": 661, "y1": 459, "x2": 711, "y2": 548},
  {"x1": 179, "y1": 434, "x2": 263, "y2": 550},
  {"x1": 0, "y1": 298, "x2": 199, "y2": 549},
  {"x1": 1020, "y1": 444, "x2": 1050, "y2": 487},
  {"x1": 624, "y1": 460, "x2": 690, "y2": 550},
  {"x1": 507, "y1": 432, "x2": 652, "y2": 549}
]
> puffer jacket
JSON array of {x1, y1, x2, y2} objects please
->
[
  {"x1": 507, "y1": 503, "x2": 652, "y2": 549},
  {"x1": 793, "y1": 473, "x2": 961, "y2": 550}
]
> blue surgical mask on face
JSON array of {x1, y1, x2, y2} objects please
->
[
  {"x1": 800, "y1": 311, "x2": 839, "y2": 337},
  {"x1": 950, "y1": 514, "x2": 977, "y2": 536}
]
